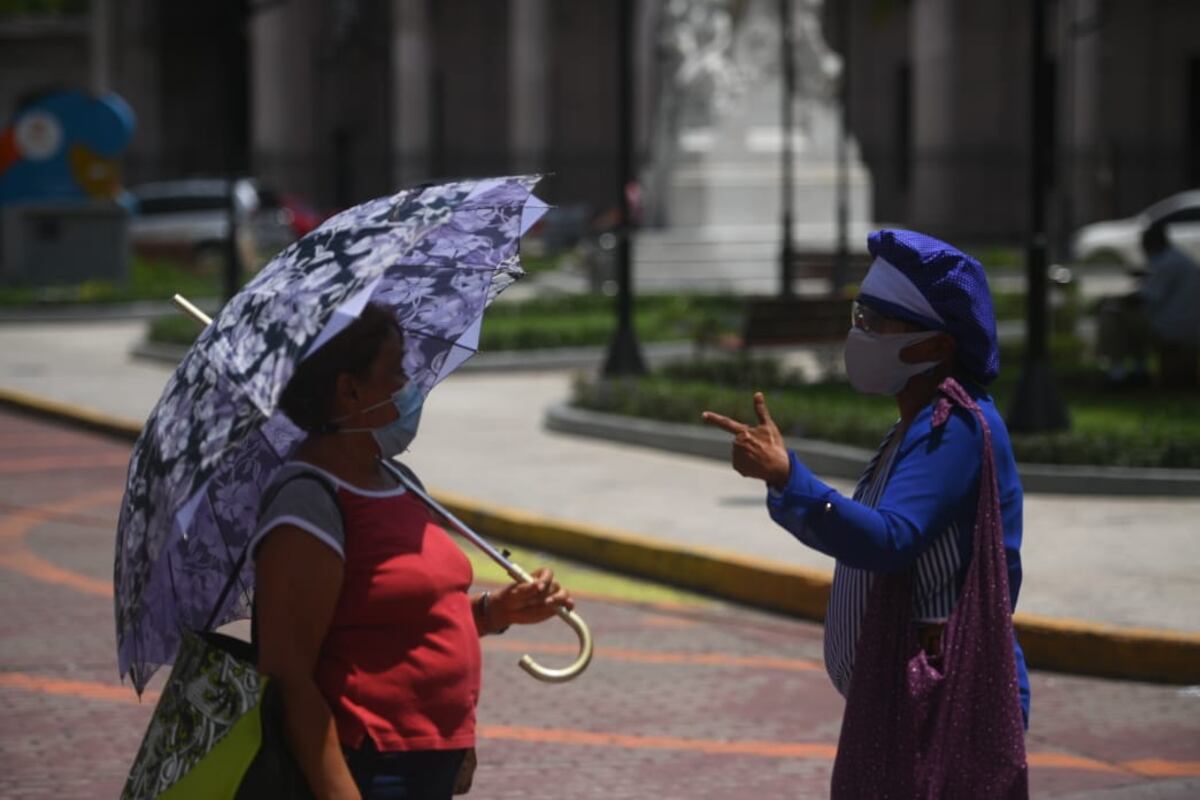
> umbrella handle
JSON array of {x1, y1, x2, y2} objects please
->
[
  {"x1": 172, "y1": 294, "x2": 212, "y2": 326},
  {"x1": 377, "y1": 458, "x2": 593, "y2": 683}
]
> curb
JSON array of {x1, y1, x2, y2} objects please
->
[
  {"x1": 0, "y1": 300, "x2": 220, "y2": 324},
  {"x1": 0, "y1": 387, "x2": 144, "y2": 441},
  {"x1": 3, "y1": 387, "x2": 1198, "y2": 684},
  {"x1": 545, "y1": 404, "x2": 1200, "y2": 498}
]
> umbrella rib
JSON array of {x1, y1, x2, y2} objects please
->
[
  {"x1": 400, "y1": 325, "x2": 482, "y2": 351},
  {"x1": 385, "y1": 258, "x2": 521, "y2": 273}
]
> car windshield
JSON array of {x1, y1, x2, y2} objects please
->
[{"x1": 1142, "y1": 191, "x2": 1200, "y2": 224}]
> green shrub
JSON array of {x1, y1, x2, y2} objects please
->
[
  {"x1": 571, "y1": 349, "x2": 1200, "y2": 469},
  {"x1": 0, "y1": 257, "x2": 223, "y2": 307},
  {"x1": 148, "y1": 292, "x2": 749, "y2": 351}
]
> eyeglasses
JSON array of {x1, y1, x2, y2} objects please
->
[{"x1": 850, "y1": 300, "x2": 927, "y2": 335}]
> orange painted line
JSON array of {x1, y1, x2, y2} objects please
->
[
  {"x1": 0, "y1": 670, "x2": 1193, "y2": 778},
  {"x1": 0, "y1": 433, "x2": 97, "y2": 447},
  {"x1": 481, "y1": 724, "x2": 839, "y2": 760},
  {"x1": 0, "y1": 488, "x2": 122, "y2": 595},
  {"x1": 639, "y1": 614, "x2": 699, "y2": 628},
  {"x1": 485, "y1": 639, "x2": 821, "y2": 672},
  {"x1": 1121, "y1": 759, "x2": 1200, "y2": 778},
  {"x1": 0, "y1": 500, "x2": 114, "y2": 529},
  {"x1": 0, "y1": 488, "x2": 121, "y2": 541},
  {"x1": 0, "y1": 549, "x2": 112, "y2": 596},
  {"x1": 1027, "y1": 751, "x2": 1127, "y2": 775},
  {"x1": 0, "y1": 453, "x2": 130, "y2": 474},
  {"x1": 0, "y1": 672, "x2": 156, "y2": 704}
]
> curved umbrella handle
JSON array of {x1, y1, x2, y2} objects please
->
[
  {"x1": 376, "y1": 458, "x2": 594, "y2": 683},
  {"x1": 518, "y1": 605, "x2": 594, "y2": 683}
]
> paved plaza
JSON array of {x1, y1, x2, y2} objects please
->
[{"x1": 1, "y1": 410, "x2": 1198, "y2": 798}]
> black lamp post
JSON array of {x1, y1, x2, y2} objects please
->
[
  {"x1": 223, "y1": 0, "x2": 250, "y2": 303},
  {"x1": 832, "y1": 0, "x2": 850, "y2": 295},
  {"x1": 778, "y1": 0, "x2": 796, "y2": 297},
  {"x1": 1008, "y1": 0, "x2": 1070, "y2": 432},
  {"x1": 603, "y1": 0, "x2": 647, "y2": 376}
]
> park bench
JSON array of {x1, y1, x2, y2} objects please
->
[
  {"x1": 739, "y1": 295, "x2": 852, "y2": 348},
  {"x1": 736, "y1": 251, "x2": 870, "y2": 349}
]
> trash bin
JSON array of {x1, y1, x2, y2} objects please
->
[{"x1": 0, "y1": 202, "x2": 129, "y2": 286}]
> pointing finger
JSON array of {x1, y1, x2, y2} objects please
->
[
  {"x1": 701, "y1": 411, "x2": 749, "y2": 435},
  {"x1": 753, "y1": 392, "x2": 774, "y2": 426}
]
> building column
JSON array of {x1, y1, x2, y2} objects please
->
[
  {"x1": 508, "y1": 0, "x2": 548, "y2": 174},
  {"x1": 908, "y1": 0, "x2": 1029, "y2": 241},
  {"x1": 1065, "y1": 0, "x2": 1105, "y2": 224},
  {"x1": 391, "y1": 0, "x2": 433, "y2": 186},
  {"x1": 110, "y1": 0, "x2": 163, "y2": 182},
  {"x1": 90, "y1": 0, "x2": 111, "y2": 94},
  {"x1": 249, "y1": 0, "x2": 317, "y2": 197}
]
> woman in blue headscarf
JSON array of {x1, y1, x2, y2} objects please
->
[{"x1": 703, "y1": 230, "x2": 1029, "y2": 798}]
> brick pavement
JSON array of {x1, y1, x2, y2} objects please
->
[{"x1": 1, "y1": 409, "x2": 1198, "y2": 798}]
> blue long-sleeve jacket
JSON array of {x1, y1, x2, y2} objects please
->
[{"x1": 766, "y1": 389, "x2": 1031, "y2": 724}]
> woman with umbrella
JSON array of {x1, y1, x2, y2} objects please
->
[
  {"x1": 115, "y1": 177, "x2": 587, "y2": 800},
  {"x1": 254, "y1": 302, "x2": 572, "y2": 798}
]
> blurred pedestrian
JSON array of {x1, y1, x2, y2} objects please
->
[
  {"x1": 255, "y1": 303, "x2": 574, "y2": 799},
  {"x1": 703, "y1": 230, "x2": 1029, "y2": 798},
  {"x1": 1097, "y1": 223, "x2": 1200, "y2": 387},
  {"x1": 1140, "y1": 224, "x2": 1200, "y2": 387}
]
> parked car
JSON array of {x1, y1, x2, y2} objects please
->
[
  {"x1": 1071, "y1": 189, "x2": 1200, "y2": 267},
  {"x1": 128, "y1": 178, "x2": 306, "y2": 269},
  {"x1": 258, "y1": 187, "x2": 327, "y2": 237}
]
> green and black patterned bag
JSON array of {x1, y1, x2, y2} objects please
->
[{"x1": 120, "y1": 629, "x2": 310, "y2": 799}]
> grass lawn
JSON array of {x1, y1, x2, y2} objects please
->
[
  {"x1": 0, "y1": 257, "x2": 224, "y2": 306},
  {"x1": 459, "y1": 537, "x2": 716, "y2": 609}
]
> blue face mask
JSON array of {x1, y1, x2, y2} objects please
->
[{"x1": 335, "y1": 381, "x2": 424, "y2": 458}]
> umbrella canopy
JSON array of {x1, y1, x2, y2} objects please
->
[{"x1": 115, "y1": 175, "x2": 548, "y2": 692}]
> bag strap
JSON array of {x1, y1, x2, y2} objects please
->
[{"x1": 202, "y1": 471, "x2": 341, "y2": 633}]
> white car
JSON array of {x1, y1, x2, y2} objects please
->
[
  {"x1": 128, "y1": 178, "x2": 294, "y2": 269},
  {"x1": 1071, "y1": 189, "x2": 1200, "y2": 266}
]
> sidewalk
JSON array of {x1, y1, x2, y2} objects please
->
[{"x1": 1, "y1": 320, "x2": 1198, "y2": 668}]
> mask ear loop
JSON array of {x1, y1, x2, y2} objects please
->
[{"x1": 330, "y1": 392, "x2": 395, "y2": 430}]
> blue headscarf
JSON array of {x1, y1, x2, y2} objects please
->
[{"x1": 860, "y1": 229, "x2": 1000, "y2": 385}]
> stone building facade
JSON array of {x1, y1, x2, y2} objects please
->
[
  {"x1": 832, "y1": 0, "x2": 1200, "y2": 248},
  {"x1": 6, "y1": 0, "x2": 1196, "y2": 249}
]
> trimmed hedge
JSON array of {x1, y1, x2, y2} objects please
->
[
  {"x1": 149, "y1": 293, "x2": 748, "y2": 350},
  {"x1": 0, "y1": 258, "x2": 223, "y2": 307},
  {"x1": 572, "y1": 344, "x2": 1200, "y2": 469}
]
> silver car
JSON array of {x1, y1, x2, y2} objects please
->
[
  {"x1": 128, "y1": 178, "x2": 295, "y2": 269},
  {"x1": 1071, "y1": 189, "x2": 1200, "y2": 267}
]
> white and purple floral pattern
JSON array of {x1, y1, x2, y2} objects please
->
[{"x1": 115, "y1": 175, "x2": 546, "y2": 693}]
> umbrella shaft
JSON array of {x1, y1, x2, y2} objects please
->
[
  {"x1": 376, "y1": 458, "x2": 533, "y2": 584},
  {"x1": 172, "y1": 294, "x2": 213, "y2": 327}
]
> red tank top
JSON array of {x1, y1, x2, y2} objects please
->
[{"x1": 314, "y1": 484, "x2": 481, "y2": 752}]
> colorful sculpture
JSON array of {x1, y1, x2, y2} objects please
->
[{"x1": 0, "y1": 90, "x2": 135, "y2": 206}]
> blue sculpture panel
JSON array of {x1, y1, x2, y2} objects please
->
[{"x1": 0, "y1": 90, "x2": 136, "y2": 207}]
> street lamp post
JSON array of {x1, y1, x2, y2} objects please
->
[
  {"x1": 832, "y1": 0, "x2": 850, "y2": 295},
  {"x1": 603, "y1": 0, "x2": 647, "y2": 376},
  {"x1": 1008, "y1": 0, "x2": 1070, "y2": 432},
  {"x1": 778, "y1": 0, "x2": 796, "y2": 297}
]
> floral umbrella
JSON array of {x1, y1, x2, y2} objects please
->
[{"x1": 114, "y1": 175, "x2": 548, "y2": 693}]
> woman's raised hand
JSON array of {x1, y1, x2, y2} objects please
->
[
  {"x1": 701, "y1": 392, "x2": 792, "y2": 490},
  {"x1": 490, "y1": 568, "x2": 574, "y2": 629}
]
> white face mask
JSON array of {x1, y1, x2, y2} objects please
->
[
  {"x1": 333, "y1": 381, "x2": 424, "y2": 458},
  {"x1": 843, "y1": 327, "x2": 942, "y2": 395}
]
